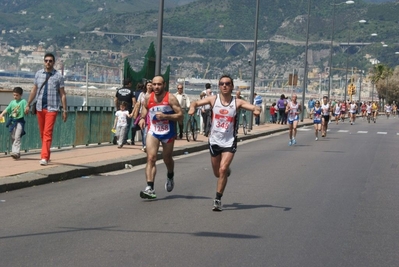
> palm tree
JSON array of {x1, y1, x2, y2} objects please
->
[{"x1": 370, "y1": 64, "x2": 393, "y2": 108}]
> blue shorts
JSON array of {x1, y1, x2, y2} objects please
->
[{"x1": 288, "y1": 115, "x2": 299, "y2": 124}]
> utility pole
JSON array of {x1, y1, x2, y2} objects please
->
[{"x1": 155, "y1": 0, "x2": 164, "y2": 76}]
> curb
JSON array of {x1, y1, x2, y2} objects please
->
[{"x1": 0, "y1": 123, "x2": 313, "y2": 193}]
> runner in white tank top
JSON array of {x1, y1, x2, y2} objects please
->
[
  {"x1": 321, "y1": 96, "x2": 331, "y2": 137},
  {"x1": 188, "y1": 75, "x2": 261, "y2": 212},
  {"x1": 209, "y1": 95, "x2": 237, "y2": 147},
  {"x1": 285, "y1": 94, "x2": 301, "y2": 146},
  {"x1": 334, "y1": 100, "x2": 341, "y2": 125},
  {"x1": 349, "y1": 102, "x2": 357, "y2": 125}
]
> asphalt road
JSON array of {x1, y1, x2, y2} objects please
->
[{"x1": 1, "y1": 117, "x2": 398, "y2": 267}]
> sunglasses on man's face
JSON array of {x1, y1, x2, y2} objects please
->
[{"x1": 219, "y1": 82, "x2": 231, "y2": 86}]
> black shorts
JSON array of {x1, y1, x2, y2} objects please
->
[
  {"x1": 322, "y1": 115, "x2": 330, "y2": 123},
  {"x1": 209, "y1": 143, "x2": 237, "y2": 157}
]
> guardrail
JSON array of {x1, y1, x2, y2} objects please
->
[
  {"x1": 1, "y1": 104, "x2": 306, "y2": 155},
  {"x1": 0, "y1": 106, "x2": 116, "y2": 155}
]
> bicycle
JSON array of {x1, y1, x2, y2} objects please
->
[
  {"x1": 203, "y1": 110, "x2": 212, "y2": 137},
  {"x1": 241, "y1": 111, "x2": 248, "y2": 135},
  {"x1": 186, "y1": 115, "x2": 199, "y2": 142}
]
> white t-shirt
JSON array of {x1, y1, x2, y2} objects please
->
[{"x1": 115, "y1": 110, "x2": 130, "y2": 127}]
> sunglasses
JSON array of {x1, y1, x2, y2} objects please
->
[
  {"x1": 219, "y1": 82, "x2": 231, "y2": 86},
  {"x1": 44, "y1": 59, "x2": 53, "y2": 63}
]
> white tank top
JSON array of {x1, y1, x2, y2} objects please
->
[
  {"x1": 334, "y1": 104, "x2": 341, "y2": 114},
  {"x1": 366, "y1": 104, "x2": 372, "y2": 113},
  {"x1": 209, "y1": 95, "x2": 237, "y2": 147},
  {"x1": 321, "y1": 103, "x2": 330, "y2": 116},
  {"x1": 349, "y1": 104, "x2": 356, "y2": 113},
  {"x1": 288, "y1": 101, "x2": 299, "y2": 120}
]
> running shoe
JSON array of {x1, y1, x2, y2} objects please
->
[
  {"x1": 11, "y1": 153, "x2": 20, "y2": 159},
  {"x1": 212, "y1": 199, "x2": 222, "y2": 212},
  {"x1": 292, "y1": 139, "x2": 296, "y2": 145},
  {"x1": 39, "y1": 159, "x2": 48, "y2": 166},
  {"x1": 140, "y1": 186, "x2": 157, "y2": 199},
  {"x1": 165, "y1": 178, "x2": 174, "y2": 192},
  {"x1": 288, "y1": 140, "x2": 292, "y2": 146},
  {"x1": 315, "y1": 137, "x2": 318, "y2": 141}
]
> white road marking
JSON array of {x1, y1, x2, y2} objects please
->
[
  {"x1": 298, "y1": 128, "x2": 311, "y2": 131},
  {"x1": 337, "y1": 130, "x2": 349, "y2": 133},
  {"x1": 377, "y1": 132, "x2": 387, "y2": 135},
  {"x1": 357, "y1": 131, "x2": 368, "y2": 134}
]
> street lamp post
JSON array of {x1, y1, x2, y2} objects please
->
[
  {"x1": 301, "y1": 0, "x2": 311, "y2": 122},
  {"x1": 249, "y1": 0, "x2": 260, "y2": 130},
  {"x1": 328, "y1": 0, "x2": 354, "y2": 100},
  {"x1": 155, "y1": 0, "x2": 164, "y2": 76}
]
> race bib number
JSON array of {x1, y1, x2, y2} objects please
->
[
  {"x1": 215, "y1": 121, "x2": 230, "y2": 131},
  {"x1": 288, "y1": 110, "x2": 297, "y2": 120},
  {"x1": 153, "y1": 121, "x2": 170, "y2": 134}
]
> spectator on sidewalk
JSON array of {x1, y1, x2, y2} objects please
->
[
  {"x1": 0, "y1": 87, "x2": 28, "y2": 160},
  {"x1": 25, "y1": 52, "x2": 67, "y2": 166},
  {"x1": 174, "y1": 83, "x2": 190, "y2": 139},
  {"x1": 131, "y1": 82, "x2": 145, "y2": 146},
  {"x1": 113, "y1": 101, "x2": 132, "y2": 148},
  {"x1": 269, "y1": 102, "x2": 277, "y2": 123},
  {"x1": 135, "y1": 80, "x2": 152, "y2": 152},
  {"x1": 115, "y1": 78, "x2": 136, "y2": 145},
  {"x1": 277, "y1": 94, "x2": 287, "y2": 124},
  {"x1": 201, "y1": 84, "x2": 212, "y2": 137},
  {"x1": 307, "y1": 98, "x2": 315, "y2": 119},
  {"x1": 253, "y1": 93, "x2": 263, "y2": 126}
]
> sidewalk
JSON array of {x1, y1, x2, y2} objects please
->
[{"x1": 0, "y1": 119, "x2": 313, "y2": 192}]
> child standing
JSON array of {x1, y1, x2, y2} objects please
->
[
  {"x1": 112, "y1": 101, "x2": 132, "y2": 148},
  {"x1": 269, "y1": 102, "x2": 277, "y2": 123},
  {"x1": 0, "y1": 87, "x2": 28, "y2": 159}
]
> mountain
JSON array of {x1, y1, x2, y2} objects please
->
[{"x1": 1, "y1": 0, "x2": 398, "y2": 82}]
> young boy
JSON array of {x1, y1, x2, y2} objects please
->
[
  {"x1": 112, "y1": 101, "x2": 132, "y2": 148},
  {"x1": 269, "y1": 102, "x2": 277, "y2": 123},
  {"x1": 0, "y1": 87, "x2": 28, "y2": 159}
]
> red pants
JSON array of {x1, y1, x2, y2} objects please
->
[{"x1": 37, "y1": 109, "x2": 58, "y2": 160}]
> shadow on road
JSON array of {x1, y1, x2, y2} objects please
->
[{"x1": 223, "y1": 202, "x2": 292, "y2": 211}]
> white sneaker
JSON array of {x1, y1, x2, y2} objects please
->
[
  {"x1": 315, "y1": 137, "x2": 318, "y2": 141},
  {"x1": 39, "y1": 159, "x2": 48, "y2": 166}
]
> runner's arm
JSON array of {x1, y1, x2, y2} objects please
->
[
  {"x1": 188, "y1": 96, "x2": 215, "y2": 115},
  {"x1": 237, "y1": 99, "x2": 261, "y2": 116}
]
